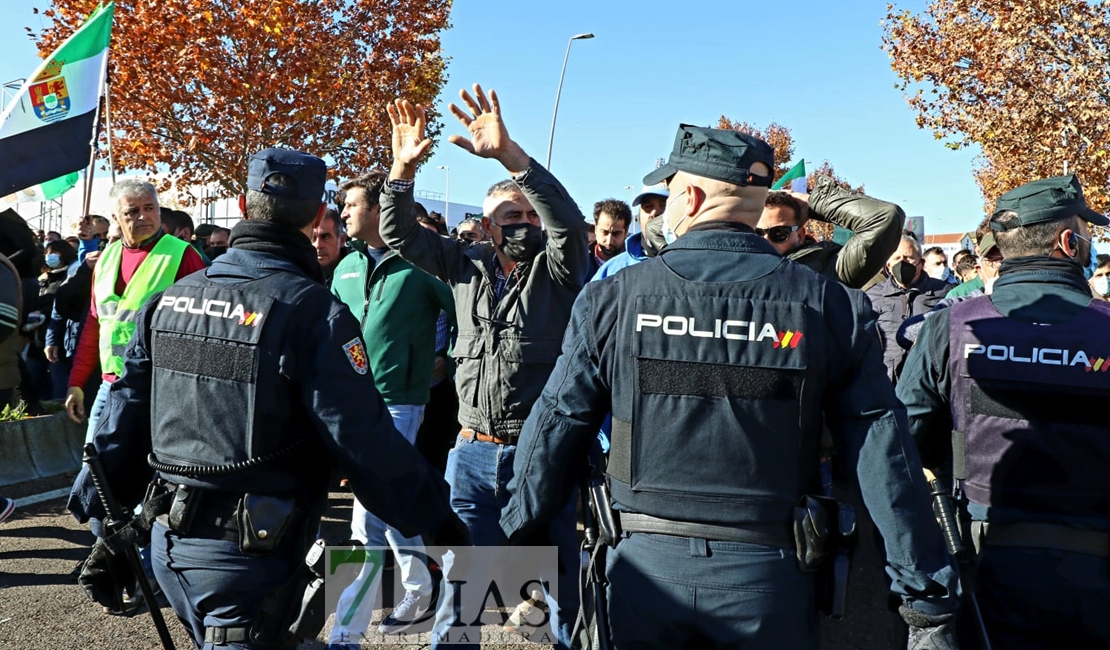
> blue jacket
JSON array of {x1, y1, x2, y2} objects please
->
[{"x1": 504, "y1": 223, "x2": 958, "y2": 615}]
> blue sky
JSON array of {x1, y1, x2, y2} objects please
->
[{"x1": 0, "y1": 0, "x2": 987, "y2": 235}]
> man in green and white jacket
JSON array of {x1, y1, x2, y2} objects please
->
[{"x1": 330, "y1": 170, "x2": 456, "y2": 642}]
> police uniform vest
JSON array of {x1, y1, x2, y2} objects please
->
[
  {"x1": 948, "y1": 295, "x2": 1110, "y2": 518},
  {"x1": 605, "y1": 253, "x2": 827, "y2": 535},
  {"x1": 94, "y1": 235, "x2": 189, "y2": 377},
  {"x1": 147, "y1": 267, "x2": 323, "y2": 495}
]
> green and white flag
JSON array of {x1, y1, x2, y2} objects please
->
[
  {"x1": 2, "y1": 172, "x2": 79, "y2": 205},
  {"x1": 0, "y1": 2, "x2": 115, "y2": 196},
  {"x1": 772, "y1": 159, "x2": 807, "y2": 192}
]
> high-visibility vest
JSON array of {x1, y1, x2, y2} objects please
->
[{"x1": 94, "y1": 235, "x2": 188, "y2": 376}]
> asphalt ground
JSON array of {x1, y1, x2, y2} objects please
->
[{"x1": 0, "y1": 483, "x2": 905, "y2": 649}]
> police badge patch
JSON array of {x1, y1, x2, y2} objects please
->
[{"x1": 342, "y1": 338, "x2": 369, "y2": 375}]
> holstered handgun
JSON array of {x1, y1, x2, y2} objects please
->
[{"x1": 793, "y1": 495, "x2": 858, "y2": 617}]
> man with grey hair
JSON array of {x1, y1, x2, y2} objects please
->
[
  {"x1": 64, "y1": 178, "x2": 205, "y2": 467},
  {"x1": 866, "y1": 233, "x2": 950, "y2": 382}
]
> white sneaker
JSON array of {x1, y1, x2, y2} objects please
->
[
  {"x1": 503, "y1": 590, "x2": 548, "y2": 635},
  {"x1": 378, "y1": 590, "x2": 431, "y2": 635}
]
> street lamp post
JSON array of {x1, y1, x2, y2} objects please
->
[
  {"x1": 546, "y1": 33, "x2": 594, "y2": 170},
  {"x1": 437, "y1": 165, "x2": 450, "y2": 226}
]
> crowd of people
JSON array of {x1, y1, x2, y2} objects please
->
[{"x1": 0, "y1": 82, "x2": 1100, "y2": 650}]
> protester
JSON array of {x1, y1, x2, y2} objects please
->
[
  {"x1": 1090, "y1": 253, "x2": 1110, "y2": 300},
  {"x1": 586, "y1": 199, "x2": 630, "y2": 277},
  {"x1": 593, "y1": 184, "x2": 669, "y2": 280},
  {"x1": 865, "y1": 234, "x2": 950, "y2": 381},
  {"x1": 36, "y1": 239, "x2": 77, "y2": 398},
  {"x1": 954, "y1": 251, "x2": 978, "y2": 284},
  {"x1": 160, "y1": 208, "x2": 212, "y2": 265},
  {"x1": 311, "y1": 208, "x2": 347, "y2": 286},
  {"x1": 205, "y1": 226, "x2": 231, "y2": 260},
  {"x1": 64, "y1": 179, "x2": 207, "y2": 545},
  {"x1": 328, "y1": 170, "x2": 455, "y2": 642},
  {"x1": 923, "y1": 246, "x2": 957, "y2": 285},
  {"x1": 455, "y1": 218, "x2": 484, "y2": 242},
  {"x1": 756, "y1": 178, "x2": 905, "y2": 289},
  {"x1": 379, "y1": 87, "x2": 588, "y2": 650},
  {"x1": 898, "y1": 174, "x2": 1110, "y2": 649}
]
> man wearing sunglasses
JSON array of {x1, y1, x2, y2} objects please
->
[
  {"x1": 502, "y1": 123, "x2": 958, "y2": 649},
  {"x1": 756, "y1": 177, "x2": 906, "y2": 290}
]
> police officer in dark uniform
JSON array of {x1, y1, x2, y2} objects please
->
[
  {"x1": 898, "y1": 174, "x2": 1110, "y2": 649},
  {"x1": 499, "y1": 125, "x2": 959, "y2": 649},
  {"x1": 68, "y1": 148, "x2": 467, "y2": 650}
]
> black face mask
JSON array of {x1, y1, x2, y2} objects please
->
[
  {"x1": 893, "y1": 260, "x2": 919, "y2": 288},
  {"x1": 497, "y1": 223, "x2": 544, "y2": 263},
  {"x1": 206, "y1": 246, "x2": 228, "y2": 260}
]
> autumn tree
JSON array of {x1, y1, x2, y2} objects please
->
[
  {"x1": 883, "y1": 0, "x2": 1110, "y2": 213},
  {"x1": 717, "y1": 116, "x2": 862, "y2": 240},
  {"x1": 33, "y1": 0, "x2": 451, "y2": 200}
]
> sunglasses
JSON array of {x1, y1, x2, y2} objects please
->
[{"x1": 754, "y1": 225, "x2": 800, "y2": 244}]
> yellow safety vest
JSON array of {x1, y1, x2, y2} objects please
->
[{"x1": 94, "y1": 235, "x2": 189, "y2": 376}]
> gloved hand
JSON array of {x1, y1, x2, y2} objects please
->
[
  {"x1": 900, "y1": 606, "x2": 959, "y2": 650},
  {"x1": 78, "y1": 538, "x2": 138, "y2": 614}
]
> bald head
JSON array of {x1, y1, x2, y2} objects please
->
[{"x1": 661, "y1": 165, "x2": 771, "y2": 239}]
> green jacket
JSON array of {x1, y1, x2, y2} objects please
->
[{"x1": 332, "y1": 245, "x2": 455, "y2": 406}]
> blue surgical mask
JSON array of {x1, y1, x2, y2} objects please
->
[
  {"x1": 1082, "y1": 237, "x2": 1098, "y2": 280},
  {"x1": 45, "y1": 253, "x2": 61, "y2": 268}
]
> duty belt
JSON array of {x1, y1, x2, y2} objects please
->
[
  {"x1": 618, "y1": 512, "x2": 794, "y2": 549},
  {"x1": 460, "y1": 427, "x2": 519, "y2": 445},
  {"x1": 971, "y1": 521, "x2": 1110, "y2": 559},
  {"x1": 204, "y1": 625, "x2": 250, "y2": 645}
]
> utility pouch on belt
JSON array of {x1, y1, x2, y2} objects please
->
[
  {"x1": 168, "y1": 484, "x2": 202, "y2": 535},
  {"x1": 250, "y1": 538, "x2": 327, "y2": 649},
  {"x1": 236, "y1": 494, "x2": 300, "y2": 555},
  {"x1": 794, "y1": 495, "x2": 836, "y2": 571}
]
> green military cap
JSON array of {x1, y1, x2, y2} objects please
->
[
  {"x1": 644, "y1": 124, "x2": 775, "y2": 188},
  {"x1": 991, "y1": 174, "x2": 1108, "y2": 231},
  {"x1": 977, "y1": 231, "x2": 998, "y2": 256}
]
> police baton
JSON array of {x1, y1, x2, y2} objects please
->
[
  {"x1": 924, "y1": 469, "x2": 992, "y2": 650},
  {"x1": 83, "y1": 443, "x2": 177, "y2": 650}
]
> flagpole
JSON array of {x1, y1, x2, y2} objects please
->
[
  {"x1": 81, "y1": 43, "x2": 112, "y2": 216},
  {"x1": 104, "y1": 81, "x2": 115, "y2": 184}
]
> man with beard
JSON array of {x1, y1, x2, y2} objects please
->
[
  {"x1": 898, "y1": 175, "x2": 1110, "y2": 648},
  {"x1": 593, "y1": 184, "x2": 669, "y2": 279},
  {"x1": 378, "y1": 86, "x2": 589, "y2": 650},
  {"x1": 586, "y1": 199, "x2": 631, "y2": 277}
]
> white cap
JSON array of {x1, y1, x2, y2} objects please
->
[{"x1": 632, "y1": 184, "x2": 669, "y2": 207}]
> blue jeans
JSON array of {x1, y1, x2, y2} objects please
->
[
  {"x1": 605, "y1": 532, "x2": 816, "y2": 649},
  {"x1": 430, "y1": 435, "x2": 579, "y2": 650},
  {"x1": 152, "y1": 521, "x2": 299, "y2": 649}
]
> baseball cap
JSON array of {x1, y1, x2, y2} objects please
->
[
  {"x1": 643, "y1": 124, "x2": 775, "y2": 188},
  {"x1": 632, "y1": 184, "x2": 669, "y2": 207},
  {"x1": 977, "y1": 231, "x2": 999, "y2": 257},
  {"x1": 247, "y1": 148, "x2": 327, "y2": 201},
  {"x1": 990, "y1": 174, "x2": 1108, "y2": 231}
]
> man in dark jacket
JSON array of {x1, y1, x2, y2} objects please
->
[
  {"x1": 866, "y1": 234, "x2": 950, "y2": 382},
  {"x1": 379, "y1": 88, "x2": 589, "y2": 650},
  {"x1": 756, "y1": 176, "x2": 905, "y2": 289}
]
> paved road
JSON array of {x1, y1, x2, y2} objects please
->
[{"x1": 0, "y1": 487, "x2": 904, "y2": 649}]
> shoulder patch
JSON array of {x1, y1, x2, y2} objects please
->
[{"x1": 342, "y1": 338, "x2": 369, "y2": 375}]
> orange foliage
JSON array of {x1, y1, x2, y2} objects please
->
[{"x1": 33, "y1": 0, "x2": 451, "y2": 201}]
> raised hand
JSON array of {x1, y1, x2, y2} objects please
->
[
  {"x1": 447, "y1": 84, "x2": 529, "y2": 174},
  {"x1": 387, "y1": 99, "x2": 432, "y2": 180}
]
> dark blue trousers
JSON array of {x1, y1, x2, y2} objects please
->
[
  {"x1": 976, "y1": 546, "x2": 1110, "y2": 649},
  {"x1": 151, "y1": 521, "x2": 299, "y2": 649},
  {"x1": 605, "y1": 532, "x2": 817, "y2": 649}
]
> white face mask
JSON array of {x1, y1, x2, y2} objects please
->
[
  {"x1": 984, "y1": 276, "x2": 999, "y2": 295},
  {"x1": 1093, "y1": 276, "x2": 1110, "y2": 297},
  {"x1": 927, "y1": 266, "x2": 951, "y2": 282}
]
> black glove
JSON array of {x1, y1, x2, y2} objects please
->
[
  {"x1": 78, "y1": 538, "x2": 138, "y2": 614},
  {"x1": 900, "y1": 606, "x2": 959, "y2": 650}
]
